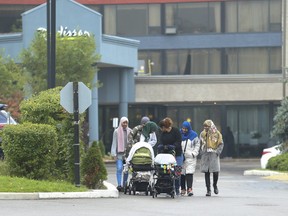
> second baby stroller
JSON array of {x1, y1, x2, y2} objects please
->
[
  {"x1": 123, "y1": 142, "x2": 155, "y2": 195},
  {"x1": 151, "y1": 153, "x2": 177, "y2": 198}
]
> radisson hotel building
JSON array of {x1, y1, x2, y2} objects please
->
[{"x1": 0, "y1": 0, "x2": 286, "y2": 157}]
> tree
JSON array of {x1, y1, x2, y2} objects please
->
[
  {"x1": 20, "y1": 31, "x2": 100, "y2": 94},
  {"x1": 81, "y1": 141, "x2": 107, "y2": 189},
  {"x1": 0, "y1": 52, "x2": 25, "y2": 119},
  {"x1": 271, "y1": 97, "x2": 288, "y2": 147}
]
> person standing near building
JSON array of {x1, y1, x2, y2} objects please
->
[
  {"x1": 158, "y1": 117, "x2": 183, "y2": 195},
  {"x1": 141, "y1": 121, "x2": 159, "y2": 147},
  {"x1": 111, "y1": 116, "x2": 132, "y2": 191},
  {"x1": 180, "y1": 121, "x2": 200, "y2": 196},
  {"x1": 127, "y1": 116, "x2": 150, "y2": 147},
  {"x1": 199, "y1": 119, "x2": 224, "y2": 196},
  {"x1": 127, "y1": 116, "x2": 158, "y2": 155}
]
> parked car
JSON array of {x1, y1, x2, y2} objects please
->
[
  {"x1": 260, "y1": 144, "x2": 282, "y2": 169},
  {"x1": 0, "y1": 103, "x2": 17, "y2": 160}
]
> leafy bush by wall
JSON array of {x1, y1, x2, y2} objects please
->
[
  {"x1": 81, "y1": 141, "x2": 107, "y2": 189},
  {"x1": 271, "y1": 97, "x2": 288, "y2": 148},
  {"x1": 20, "y1": 87, "x2": 74, "y2": 180},
  {"x1": 2, "y1": 123, "x2": 58, "y2": 180},
  {"x1": 266, "y1": 153, "x2": 288, "y2": 171}
]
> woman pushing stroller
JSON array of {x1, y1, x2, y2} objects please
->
[{"x1": 157, "y1": 117, "x2": 182, "y2": 196}]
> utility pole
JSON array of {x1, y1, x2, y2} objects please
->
[
  {"x1": 47, "y1": 0, "x2": 56, "y2": 89},
  {"x1": 283, "y1": 0, "x2": 287, "y2": 99}
]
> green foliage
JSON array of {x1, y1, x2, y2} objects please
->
[
  {"x1": 2, "y1": 123, "x2": 58, "y2": 180},
  {"x1": 98, "y1": 140, "x2": 106, "y2": 157},
  {"x1": 20, "y1": 31, "x2": 100, "y2": 94},
  {"x1": 266, "y1": 152, "x2": 288, "y2": 171},
  {"x1": 0, "y1": 51, "x2": 24, "y2": 100},
  {"x1": 20, "y1": 87, "x2": 67, "y2": 124},
  {"x1": 271, "y1": 97, "x2": 288, "y2": 148},
  {"x1": 20, "y1": 87, "x2": 74, "y2": 180},
  {"x1": 81, "y1": 141, "x2": 107, "y2": 189},
  {"x1": 0, "y1": 175, "x2": 88, "y2": 192}
]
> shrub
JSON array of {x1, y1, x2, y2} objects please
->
[
  {"x1": 81, "y1": 141, "x2": 107, "y2": 189},
  {"x1": 271, "y1": 97, "x2": 288, "y2": 149},
  {"x1": 266, "y1": 152, "x2": 288, "y2": 171},
  {"x1": 2, "y1": 123, "x2": 58, "y2": 180},
  {"x1": 20, "y1": 87, "x2": 75, "y2": 181},
  {"x1": 98, "y1": 140, "x2": 106, "y2": 157}
]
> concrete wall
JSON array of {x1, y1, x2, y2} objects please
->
[
  {"x1": 0, "y1": 34, "x2": 23, "y2": 61},
  {"x1": 135, "y1": 74, "x2": 286, "y2": 103}
]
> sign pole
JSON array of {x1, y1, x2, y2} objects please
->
[{"x1": 73, "y1": 82, "x2": 80, "y2": 187}]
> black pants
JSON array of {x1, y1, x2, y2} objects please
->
[
  {"x1": 205, "y1": 171, "x2": 219, "y2": 190},
  {"x1": 180, "y1": 174, "x2": 193, "y2": 190}
]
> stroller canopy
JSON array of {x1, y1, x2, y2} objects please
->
[
  {"x1": 154, "y1": 153, "x2": 176, "y2": 165},
  {"x1": 126, "y1": 142, "x2": 155, "y2": 165}
]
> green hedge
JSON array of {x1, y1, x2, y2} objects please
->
[
  {"x1": 266, "y1": 152, "x2": 288, "y2": 171},
  {"x1": 81, "y1": 141, "x2": 107, "y2": 189},
  {"x1": 2, "y1": 123, "x2": 58, "y2": 180}
]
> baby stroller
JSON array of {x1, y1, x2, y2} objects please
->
[
  {"x1": 123, "y1": 142, "x2": 155, "y2": 195},
  {"x1": 151, "y1": 153, "x2": 177, "y2": 198}
]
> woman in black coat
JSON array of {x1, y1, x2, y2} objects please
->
[{"x1": 158, "y1": 117, "x2": 183, "y2": 195}]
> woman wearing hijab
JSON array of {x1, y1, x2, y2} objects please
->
[
  {"x1": 180, "y1": 121, "x2": 200, "y2": 196},
  {"x1": 111, "y1": 117, "x2": 132, "y2": 191},
  {"x1": 199, "y1": 119, "x2": 224, "y2": 196},
  {"x1": 141, "y1": 121, "x2": 159, "y2": 148}
]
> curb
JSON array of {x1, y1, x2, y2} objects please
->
[
  {"x1": 244, "y1": 169, "x2": 287, "y2": 176},
  {"x1": 0, "y1": 181, "x2": 119, "y2": 200}
]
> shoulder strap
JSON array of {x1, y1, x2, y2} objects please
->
[{"x1": 183, "y1": 139, "x2": 188, "y2": 154}]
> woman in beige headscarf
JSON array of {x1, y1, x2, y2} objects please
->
[{"x1": 199, "y1": 120, "x2": 224, "y2": 196}]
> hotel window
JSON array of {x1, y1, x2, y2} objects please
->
[
  {"x1": 165, "y1": 2, "x2": 221, "y2": 35},
  {"x1": 238, "y1": 48, "x2": 268, "y2": 74},
  {"x1": 116, "y1": 4, "x2": 147, "y2": 36},
  {"x1": 269, "y1": 47, "x2": 281, "y2": 74},
  {"x1": 104, "y1": 4, "x2": 160, "y2": 36},
  {"x1": 165, "y1": 49, "x2": 220, "y2": 75},
  {"x1": 104, "y1": 5, "x2": 116, "y2": 35},
  {"x1": 148, "y1": 4, "x2": 161, "y2": 35},
  {"x1": 190, "y1": 50, "x2": 209, "y2": 74},
  {"x1": 226, "y1": 47, "x2": 281, "y2": 74},
  {"x1": 225, "y1": 0, "x2": 281, "y2": 33},
  {"x1": 269, "y1": 0, "x2": 281, "y2": 32},
  {"x1": 165, "y1": 50, "x2": 179, "y2": 75},
  {"x1": 238, "y1": 0, "x2": 269, "y2": 32},
  {"x1": 138, "y1": 51, "x2": 162, "y2": 75}
]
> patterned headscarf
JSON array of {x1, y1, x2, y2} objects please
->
[
  {"x1": 201, "y1": 119, "x2": 223, "y2": 149},
  {"x1": 180, "y1": 121, "x2": 198, "y2": 141}
]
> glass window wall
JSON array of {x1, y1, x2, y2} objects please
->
[
  {"x1": 138, "y1": 51, "x2": 162, "y2": 75},
  {"x1": 225, "y1": 0, "x2": 281, "y2": 33},
  {"x1": 140, "y1": 47, "x2": 281, "y2": 75},
  {"x1": 165, "y1": 2, "x2": 221, "y2": 35}
]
